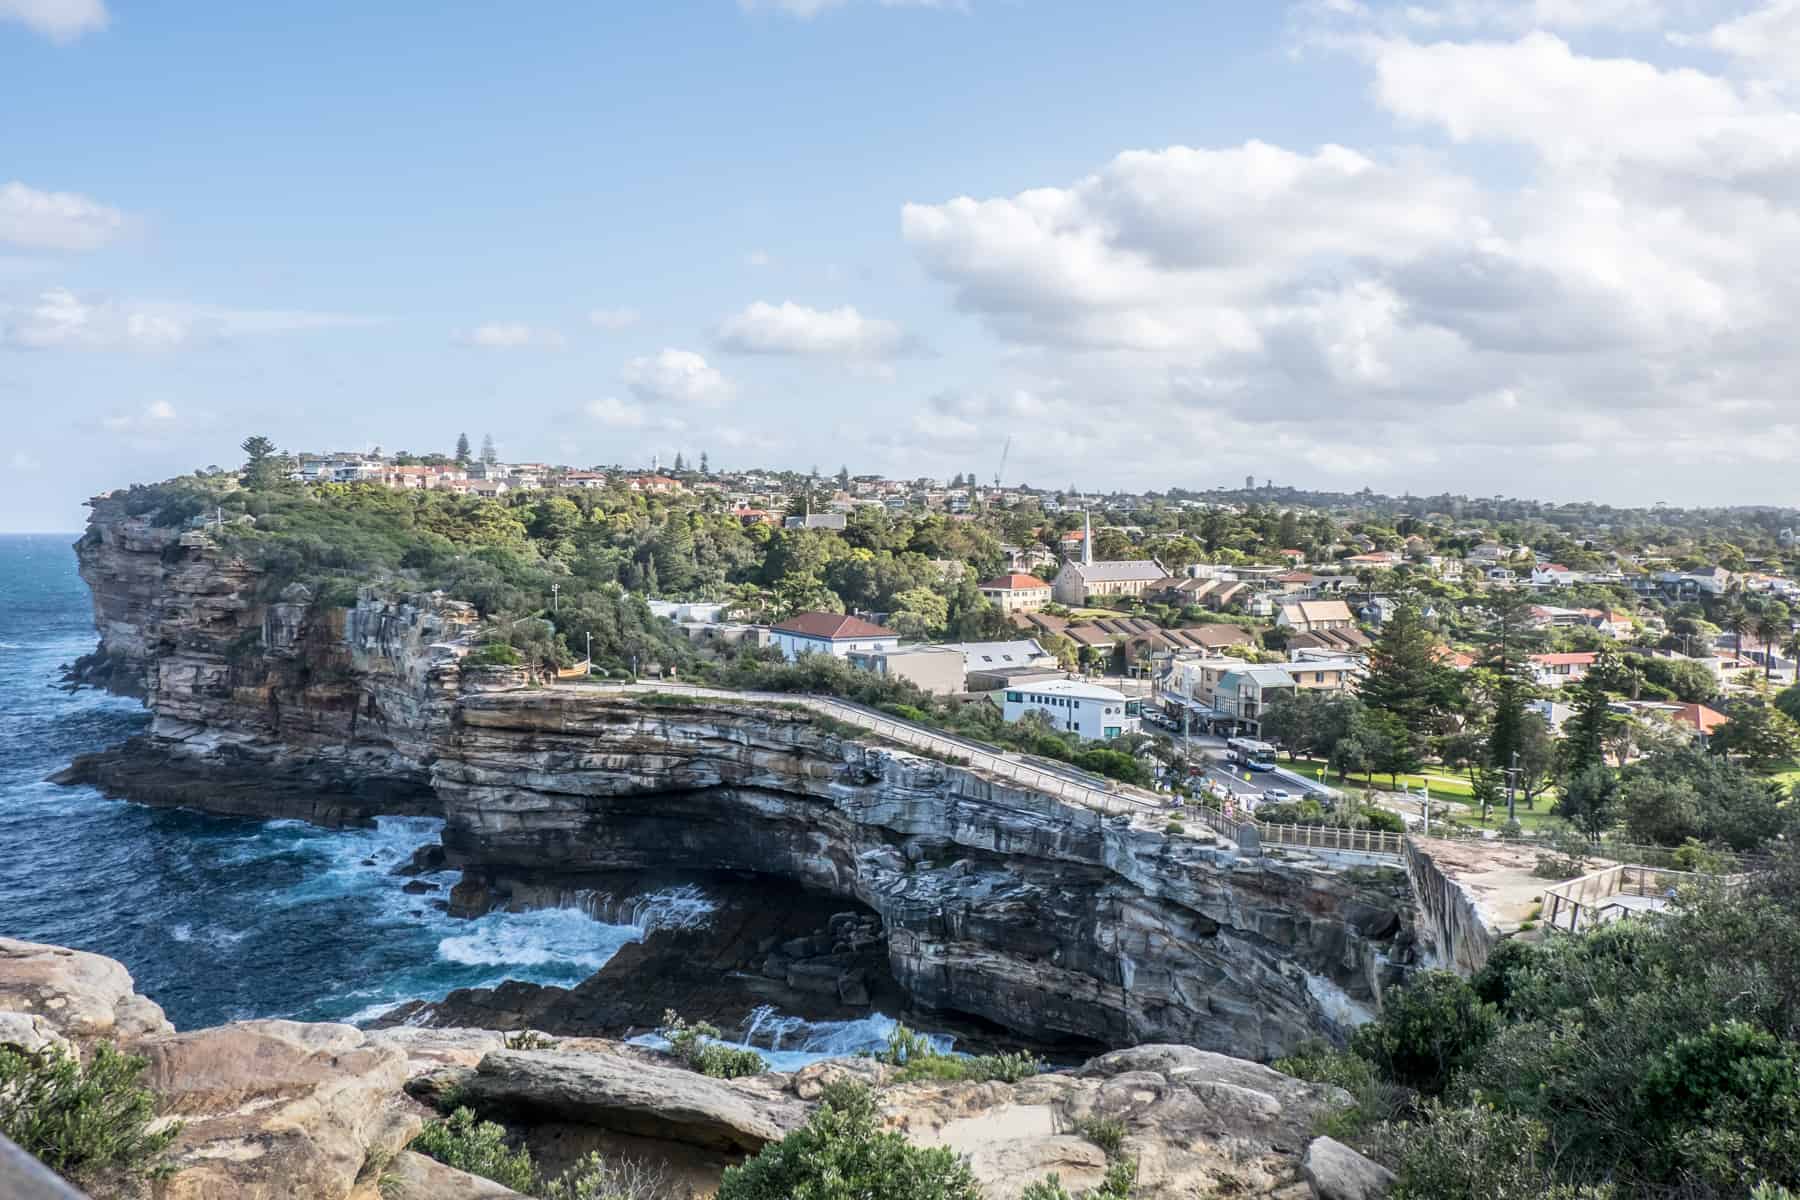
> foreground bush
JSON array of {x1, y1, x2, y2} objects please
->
[
  {"x1": 1348, "y1": 970, "x2": 1496, "y2": 1097},
  {"x1": 658, "y1": 1011, "x2": 765, "y2": 1079},
  {"x1": 409, "y1": 1107, "x2": 537, "y2": 1193},
  {"x1": 717, "y1": 1080, "x2": 982, "y2": 1200},
  {"x1": 877, "y1": 1024, "x2": 1043, "y2": 1085},
  {"x1": 540, "y1": 1151, "x2": 672, "y2": 1200},
  {"x1": 0, "y1": 1043, "x2": 178, "y2": 1184}
]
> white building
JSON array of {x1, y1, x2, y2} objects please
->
[
  {"x1": 1001, "y1": 678, "x2": 1139, "y2": 741},
  {"x1": 768, "y1": 612, "x2": 901, "y2": 661}
]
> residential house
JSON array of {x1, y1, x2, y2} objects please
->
[
  {"x1": 847, "y1": 645, "x2": 966, "y2": 696},
  {"x1": 1287, "y1": 626, "x2": 1373, "y2": 656},
  {"x1": 769, "y1": 612, "x2": 900, "y2": 661},
  {"x1": 1276, "y1": 599, "x2": 1356, "y2": 634},
  {"x1": 1002, "y1": 679, "x2": 1140, "y2": 741},
  {"x1": 1282, "y1": 657, "x2": 1362, "y2": 693},
  {"x1": 978, "y1": 574, "x2": 1054, "y2": 615},
  {"x1": 559, "y1": 471, "x2": 609, "y2": 489},
  {"x1": 1529, "y1": 563, "x2": 1578, "y2": 588},
  {"x1": 784, "y1": 512, "x2": 848, "y2": 531},
  {"x1": 1000, "y1": 544, "x2": 1059, "y2": 574},
  {"x1": 947, "y1": 639, "x2": 1059, "y2": 678},
  {"x1": 1528, "y1": 651, "x2": 1599, "y2": 688},
  {"x1": 628, "y1": 475, "x2": 683, "y2": 494},
  {"x1": 1673, "y1": 702, "x2": 1730, "y2": 746},
  {"x1": 1345, "y1": 551, "x2": 1402, "y2": 569}
]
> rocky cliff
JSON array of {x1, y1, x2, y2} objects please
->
[
  {"x1": 65, "y1": 508, "x2": 482, "y2": 822},
  {"x1": 433, "y1": 691, "x2": 1409, "y2": 1058},
  {"x1": 1, "y1": 937, "x2": 1394, "y2": 1200},
  {"x1": 61, "y1": 505, "x2": 1413, "y2": 1059}
]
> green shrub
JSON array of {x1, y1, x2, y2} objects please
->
[
  {"x1": 540, "y1": 1151, "x2": 671, "y2": 1200},
  {"x1": 1165, "y1": 820, "x2": 1186, "y2": 836},
  {"x1": 717, "y1": 1080, "x2": 983, "y2": 1200},
  {"x1": 1641, "y1": 1021, "x2": 1800, "y2": 1190},
  {"x1": 503, "y1": 1030, "x2": 555, "y2": 1051},
  {"x1": 878, "y1": 1025, "x2": 1042, "y2": 1085},
  {"x1": 463, "y1": 642, "x2": 523, "y2": 667},
  {"x1": 1273, "y1": 1039, "x2": 1407, "y2": 1138},
  {"x1": 658, "y1": 1011, "x2": 765, "y2": 1080},
  {"x1": 407, "y1": 1107, "x2": 536, "y2": 1193},
  {"x1": 0, "y1": 1043, "x2": 179, "y2": 1184},
  {"x1": 1074, "y1": 1115, "x2": 1126, "y2": 1159},
  {"x1": 1350, "y1": 971, "x2": 1497, "y2": 1097}
]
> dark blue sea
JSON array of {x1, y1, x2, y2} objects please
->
[{"x1": 0, "y1": 534, "x2": 923, "y2": 1063}]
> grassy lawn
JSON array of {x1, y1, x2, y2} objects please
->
[
  {"x1": 1283, "y1": 756, "x2": 1476, "y2": 799},
  {"x1": 1760, "y1": 759, "x2": 1800, "y2": 788}
]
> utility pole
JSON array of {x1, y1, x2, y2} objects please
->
[
  {"x1": 585, "y1": 631, "x2": 592, "y2": 676},
  {"x1": 551, "y1": 582, "x2": 560, "y2": 614},
  {"x1": 1505, "y1": 749, "x2": 1519, "y2": 826}
]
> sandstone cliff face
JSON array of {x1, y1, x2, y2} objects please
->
[
  {"x1": 1, "y1": 937, "x2": 1390, "y2": 1200},
  {"x1": 67, "y1": 505, "x2": 1410, "y2": 1058},
  {"x1": 434, "y1": 692, "x2": 1409, "y2": 1059},
  {"x1": 69, "y1": 509, "x2": 479, "y2": 821}
]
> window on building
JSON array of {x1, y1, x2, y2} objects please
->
[{"x1": 1006, "y1": 691, "x2": 1022, "y2": 703}]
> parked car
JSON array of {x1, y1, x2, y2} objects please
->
[{"x1": 1263, "y1": 788, "x2": 1293, "y2": 802}]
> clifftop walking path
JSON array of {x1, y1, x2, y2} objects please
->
[{"x1": 562, "y1": 680, "x2": 1409, "y2": 862}]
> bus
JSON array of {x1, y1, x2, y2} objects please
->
[{"x1": 1226, "y1": 737, "x2": 1277, "y2": 772}]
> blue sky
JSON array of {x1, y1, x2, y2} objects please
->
[{"x1": 5, "y1": 0, "x2": 1800, "y2": 529}]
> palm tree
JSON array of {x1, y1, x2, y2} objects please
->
[
  {"x1": 1720, "y1": 602, "x2": 1750, "y2": 662},
  {"x1": 1784, "y1": 627, "x2": 1800, "y2": 686},
  {"x1": 1753, "y1": 607, "x2": 1790, "y2": 682}
]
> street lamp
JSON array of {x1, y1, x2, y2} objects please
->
[{"x1": 551, "y1": 582, "x2": 561, "y2": 614}]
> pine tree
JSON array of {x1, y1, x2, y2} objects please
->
[
  {"x1": 1355, "y1": 600, "x2": 1454, "y2": 779},
  {"x1": 1560, "y1": 649, "x2": 1619, "y2": 778},
  {"x1": 699, "y1": 451, "x2": 710, "y2": 475},
  {"x1": 673, "y1": 452, "x2": 686, "y2": 472},
  {"x1": 455, "y1": 433, "x2": 471, "y2": 465},
  {"x1": 480, "y1": 434, "x2": 497, "y2": 465},
  {"x1": 837, "y1": 465, "x2": 850, "y2": 490}
]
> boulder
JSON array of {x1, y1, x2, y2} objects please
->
[
  {"x1": 1303, "y1": 1136, "x2": 1395, "y2": 1200},
  {"x1": 457, "y1": 1048, "x2": 806, "y2": 1154},
  {"x1": 379, "y1": 1150, "x2": 529, "y2": 1199},
  {"x1": 139, "y1": 1019, "x2": 422, "y2": 1200},
  {"x1": 0, "y1": 1010, "x2": 74, "y2": 1058},
  {"x1": 0, "y1": 937, "x2": 173, "y2": 1050}
]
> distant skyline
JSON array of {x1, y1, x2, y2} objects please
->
[{"x1": 5, "y1": 0, "x2": 1800, "y2": 530}]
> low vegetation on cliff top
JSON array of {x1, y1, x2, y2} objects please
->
[
  {"x1": 0, "y1": 1042, "x2": 179, "y2": 1188},
  {"x1": 1276, "y1": 845, "x2": 1800, "y2": 1199}
]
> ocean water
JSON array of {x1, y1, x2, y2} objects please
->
[{"x1": 0, "y1": 533, "x2": 930, "y2": 1063}]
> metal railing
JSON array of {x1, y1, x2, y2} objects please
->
[
  {"x1": 568, "y1": 681, "x2": 1170, "y2": 820},
  {"x1": 1254, "y1": 821, "x2": 1407, "y2": 857},
  {"x1": 1542, "y1": 863, "x2": 1744, "y2": 933},
  {"x1": 0, "y1": 1136, "x2": 87, "y2": 1200}
]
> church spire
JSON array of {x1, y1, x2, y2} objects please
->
[{"x1": 1083, "y1": 510, "x2": 1092, "y2": 566}]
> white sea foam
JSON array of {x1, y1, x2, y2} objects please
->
[{"x1": 632, "y1": 1006, "x2": 957, "y2": 1072}]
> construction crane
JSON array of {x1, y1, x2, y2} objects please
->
[{"x1": 994, "y1": 434, "x2": 1012, "y2": 490}]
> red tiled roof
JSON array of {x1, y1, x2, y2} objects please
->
[
  {"x1": 1676, "y1": 703, "x2": 1729, "y2": 735},
  {"x1": 980, "y1": 574, "x2": 1050, "y2": 591},
  {"x1": 771, "y1": 612, "x2": 897, "y2": 640}
]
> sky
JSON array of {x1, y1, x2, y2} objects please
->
[{"x1": 4, "y1": 0, "x2": 1800, "y2": 530}]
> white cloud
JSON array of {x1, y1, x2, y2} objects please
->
[
  {"x1": 745, "y1": 250, "x2": 774, "y2": 268},
  {"x1": 583, "y1": 395, "x2": 685, "y2": 431},
  {"x1": 457, "y1": 322, "x2": 567, "y2": 349},
  {"x1": 896, "y1": 12, "x2": 1800, "y2": 500},
  {"x1": 1, "y1": 288, "x2": 375, "y2": 351},
  {"x1": 1673, "y1": 1, "x2": 1800, "y2": 84},
  {"x1": 0, "y1": 182, "x2": 127, "y2": 251},
  {"x1": 716, "y1": 300, "x2": 912, "y2": 358},
  {"x1": 587, "y1": 307, "x2": 640, "y2": 330},
  {"x1": 1295, "y1": 0, "x2": 1675, "y2": 34},
  {"x1": 101, "y1": 400, "x2": 179, "y2": 434},
  {"x1": 621, "y1": 349, "x2": 735, "y2": 407},
  {"x1": 0, "y1": 0, "x2": 108, "y2": 43}
]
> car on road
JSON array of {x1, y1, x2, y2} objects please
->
[{"x1": 1262, "y1": 788, "x2": 1293, "y2": 802}]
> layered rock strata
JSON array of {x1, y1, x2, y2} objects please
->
[
  {"x1": 1, "y1": 937, "x2": 1395, "y2": 1200},
  {"x1": 64, "y1": 505, "x2": 1413, "y2": 1058}
]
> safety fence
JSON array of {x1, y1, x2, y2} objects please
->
[
  {"x1": 1541, "y1": 863, "x2": 1745, "y2": 933},
  {"x1": 571, "y1": 681, "x2": 1167, "y2": 819}
]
